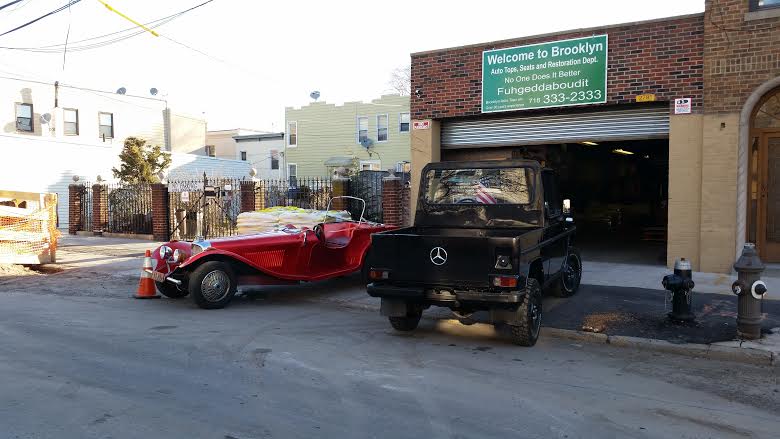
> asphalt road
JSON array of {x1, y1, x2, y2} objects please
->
[{"x1": 1, "y1": 290, "x2": 779, "y2": 439}]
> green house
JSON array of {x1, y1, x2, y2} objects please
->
[{"x1": 284, "y1": 94, "x2": 411, "y2": 178}]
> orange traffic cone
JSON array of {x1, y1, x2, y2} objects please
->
[{"x1": 135, "y1": 249, "x2": 160, "y2": 299}]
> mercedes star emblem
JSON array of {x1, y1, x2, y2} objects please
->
[{"x1": 430, "y1": 246, "x2": 448, "y2": 265}]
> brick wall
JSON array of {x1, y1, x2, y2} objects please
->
[
  {"x1": 703, "y1": 0, "x2": 780, "y2": 113},
  {"x1": 151, "y1": 184, "x2": 170, "y2": 241},
  {"x1": 382, "y1": 177, "x2": 402, "y2": 227},
  {"x1": 240, "y1": 181, "x2": 256, "y2": 212},
  {"x1": 68, "y1": 184, "x2": 84, "y2": 235},
  {"x1": 411, "y1": 14, "x2": 705, "y2": 119}
]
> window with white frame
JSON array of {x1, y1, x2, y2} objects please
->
[
  {"x1": 240, "y1": 151, "x2": 247, "y2": 161},
  {"x1": 15, "y1": 103, "x2": 33, "y2": 132},
  {"x1": 396, "y1": 161, "x2": 411, "y2": 173},
  {"x1": 288, "y1": 163, "x2": 297, "y2": 185},
  {"x1": 63, "y1": 108, "x2": 79, "y2": 135},
  {"x1": 287, "y1": 121, "x2": 297, "y2": 147},
  {"x1": 98, "y1": 112, "x2": 114, "y2": 139},
  {"x1": 357, "y1": 116, "x2": 368, "y2": 144},
  {"x1": 270, "y1": 150, "x2": 279, "y2": 170},
  {"x1": 377, "y1": 114, "x2": 388, "y2": 142},
  {"x1": 399, "y1": 112, "x2": 410, "y2": 133},
  {"x1": 360, "y1": 160, "x2": 381, "y2": 171}
]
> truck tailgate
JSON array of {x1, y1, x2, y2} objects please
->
[{"x1": 369, "y1": 231, "x2": 507, "y2": 287}]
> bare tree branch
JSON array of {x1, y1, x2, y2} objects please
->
[{"x1": 387, "y1": 64, "x2": 411, "y2": 96}]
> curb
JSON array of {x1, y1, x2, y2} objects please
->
[
  {"x1": 549, "y1": 328, "x2": 776, "y2": 367},
  {"x1": 304, "y1": 296, "x2": 777, "y2": 367}
]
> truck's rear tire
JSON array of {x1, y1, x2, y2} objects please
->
[
  {"x1": 508, "y1": 278, "x2": 543, "y2": 346},
  {"x1": 389, "y1": 310, "x2": 422, "y2": 332},
  {"x1": 189, "y1": 261, "x2": 237, "y2": 309},
  {"x1": 550, "y1": 248, "x2": 582, "y2": 298},
  {"x1": 155, "y1": 281, "x2": 188, "y2": 298}
]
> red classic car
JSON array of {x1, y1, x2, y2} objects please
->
[{"x1": 149, "y1": 198, "x2": 395, "y2": 309}]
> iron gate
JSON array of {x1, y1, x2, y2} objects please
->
[{"x1": 168, "y1": 175, "x2": 243, "y2": 240}]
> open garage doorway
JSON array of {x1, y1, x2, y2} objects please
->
[
  {"x1": 443, "y1": 138, "x2": 669, "y2": 265},
  {"x1": 547, "y1": 139, "x2": 669, "y2": 265}
]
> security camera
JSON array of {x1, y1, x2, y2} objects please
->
[{"x1": 414, "y1": 88, "x2": 422, "y2": 98}]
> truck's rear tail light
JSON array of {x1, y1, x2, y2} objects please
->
[
  {"x1": 369, "y1": 269, "x2": 390, "y2": 280},
  {"x1": 491, "y1": 275, "x2": 519, "y2": 288}
]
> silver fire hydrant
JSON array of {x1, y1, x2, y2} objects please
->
[{"x1": 731, "y1": 243, "x2": 768, "y2": 340}]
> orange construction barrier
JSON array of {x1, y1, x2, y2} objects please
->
[{"x1": 135, "y1": 249, "x2": 160, "y2": 299}]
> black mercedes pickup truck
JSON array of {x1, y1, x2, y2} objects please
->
[{"x1": 364, "y1": 159, "x2": 581, "y2": 346}]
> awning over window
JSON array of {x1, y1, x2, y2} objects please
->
[{"x1": 324, "y1": 156, "x2": 354, "y2": 167}]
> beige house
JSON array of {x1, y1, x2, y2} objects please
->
[
  {"x1": 284, "y1": 95, "x2": 411, "y2": 178},
  {"x1": 206, "y1": 129, "x2": 285, "y2": 179}
]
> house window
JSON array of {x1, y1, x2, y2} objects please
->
[
  {"x1": 15, "y1": 103, "x2": 33, "y2": 132},
  {"x1": 240, "y1": 151, "x2": 247, "y2": 161},
  {"x1": 205, "y1": 145, "x2": 215, "y2": 157},
  {"x1": 357, "y1": 116, "x2": 368, "y2": 144},
  {"x1": 270, "y1": 150, "x2": 279, "y2": 170},
  {"x1": 396, "y1": 161, "x2": 411, "y2": 173},
  {"x1": 377, "y1": 114, "x2": 388, "y2": 142},
  {"x1": 360, "y1": 160, "x2": 381, "y2": 171},
  {"x1": 288, "y1": 163, "x2": 297, "y2": 185},
  {"x1": 399, "y1": 112, "x2": 410, "y2": 132},
  {"x1": 287, "y1": 121, "x2": 297, "y2": 147},
  {"x1": 750, "y1": 0, "x2": 780, "y2": 10},
  {"x1": 63, "y1": 108, "x2": 79, "y2": 135},
  {"x1": 98, "y1": 112, "x2": 113, "y2": 139}
]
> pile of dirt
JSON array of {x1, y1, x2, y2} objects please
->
[
  {"x1": 0, "y1": 264, "x2": 63, "y2": 279},
  {"x1": 0, "y1": 264, "x2": 41, "y2": 277},
  {"x1": 581, "y1": 312, "x2": 638, "y2": 333}
]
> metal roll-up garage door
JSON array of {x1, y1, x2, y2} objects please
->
[{"x1": 441, "y1": 106, "x2": 669, "y2": 149}]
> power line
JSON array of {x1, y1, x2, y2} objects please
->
[
  {"x1": 0, "y1": 0, "x2": 81, "y2": 38},
  {"x1": 0, "y1": 0, "x2": 215, "y2": 52},
  {"x1": 0, "y1": 0, "x2": 23, "y2": 12}
]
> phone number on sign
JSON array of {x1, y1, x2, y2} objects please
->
[{"x1": 536, "y1": 89, "x2": 603, "y2": 105}]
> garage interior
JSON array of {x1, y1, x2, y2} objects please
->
[{"x1": 442, "y1": 138, "x2": 669, "y2": 266}]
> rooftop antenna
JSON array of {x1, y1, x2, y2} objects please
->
[
  {"x1": 309, "y1": 90, "x2": 320, "y2": 102},
  {"x1": 116, "y1": 87, "x2": 126, "y2": 95}
]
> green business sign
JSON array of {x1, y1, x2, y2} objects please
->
[{"x1": 482, "y1": 35, "x2": 608, "y2": 113}]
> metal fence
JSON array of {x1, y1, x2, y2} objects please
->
[
  {"x1": 105, "y1": 183, "x2": 153, "y2": 234},
  {"x1": 73, "y1": 171, "x2": 400, "y2": 239},
  {"x1": 348, "y1": 171, "x2": 411, "y2": 223},
  {"x1": 168, "y1": 176, "x2": 243, "y2": 240},
  {"x1": 78, "y1": 182, "x2": 93, "y2": 232},
  {"x1": 258, "y1": 177, "x2": 333, "y2": 210}
]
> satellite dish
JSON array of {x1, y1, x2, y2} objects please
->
[
  {"x1": 309, "y1": 90, "x2": 320, "y2": 101},
  {"x1": 360, "y1": 138, "x2": 374, "y2": 150},
  {"x1": 116, "y1": 87, "x2": 127, "y2": 95},
  {"x1": 40, "y1": 113, "x2": 51, "y2": 124},
  {"x1": 150, "y1": 87, "x2": 158, "y2": 96}
]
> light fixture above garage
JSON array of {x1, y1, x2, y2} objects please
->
[
  {"x1": 612, "y1": 149, "x2": 634, "y2": 155},
  {"x1": 580, "y1": 141, "x2": 599, "y2": 146}
]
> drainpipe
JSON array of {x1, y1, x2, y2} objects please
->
[{"x1": 54, "y1": 81, "x2": 59, "y2": 107}]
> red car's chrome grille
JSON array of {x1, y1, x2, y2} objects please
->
[{"x1": 246, "y1": 250, "x2": 286, "y2": 269}]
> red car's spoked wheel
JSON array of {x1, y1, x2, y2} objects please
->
[{"x1": 201, "y1": 270, "x2": 231, "y2": 302}]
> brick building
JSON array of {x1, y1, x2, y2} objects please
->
[{"x1": 409, "y1": 0, "x2": 780, "y2": 273}]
